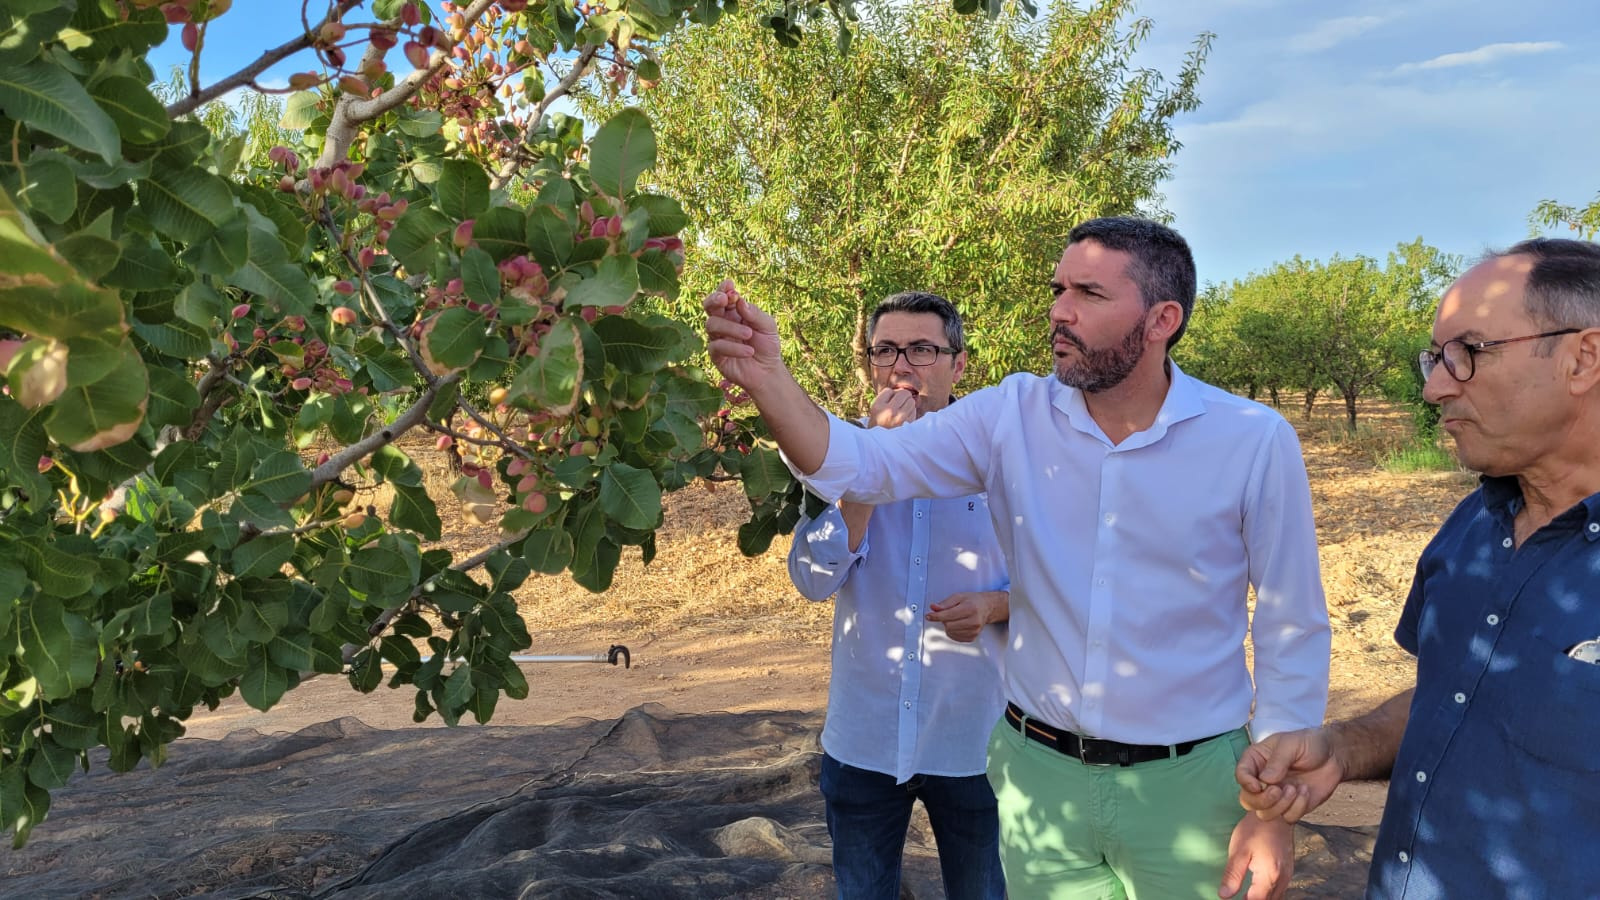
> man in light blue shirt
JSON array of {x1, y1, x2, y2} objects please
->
[
  {"x1": 787, "y1": 291, "x2": 1009, "y2": 900},
  {"x1": 706, "y1": 218, "x2": 1330, "y2": 900}
]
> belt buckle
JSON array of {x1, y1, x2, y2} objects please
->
[{"x1": 1075, "y1": 737, "x2": 1123, "y2": 767}]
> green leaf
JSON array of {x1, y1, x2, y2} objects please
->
[
  {"x1": 599, "y1": 462, "x2": 662, "y2": 529},
  {"x1": 635, "y1": 249, "x2": 680, "y2": 300},
  {"x1": 571, "y1": 537, "x2": 621, "y2": 592},
  {"x1": 54, "y1": 230, "x2": 121, "y2": 281},
  {"x1": 346, "y1": 546, "x2": 412, "y2": 603},
  {"x1": 18, "y1": 599, "x2": 99, "y2": 697},
  {"x1": 17, "y1": 154, "x2": 76, "y2": 224},
  {"x1": 0, "y1": 765, "x2": 50, "y2": 849},
  {"x1": 16, "y1": 537, "x2": 97, "y2": 598},
  {"x1": 436, "y1": 159, "x2": 490, "y2": 219},
  {"x1": 460, "y1": 246, "x2": 499, "y2": 306},
  {"x1": 591, "y1": 315, "x2": 674, "y2": 373},
  {"x1": 132, "y1": 317, "x2": 210, "y2": 361},
  {"x1": 0, "y1": 395, "x2": 50, "y2": 508},
  {"x1": 25, "y1": 738, "x2": 77, "y2": 791},
  {"x1": 740, "y1": 446, "x2": 793, "y2": 499},
  {"x1": 0, "y1": 58, "x2": 121, "y2": 163},
  {"x1": 227, "y1": 259, "x2": 318, "y2": 318},
  {"x1": 506, "y1": 317, "x2": 581, "y2": 414},
  {"x1": 520, "y1": 527, "x2": 574, "y2": 575},
  {"x1": 389, "y1": 482, "x2": 442, "y2": 541},
  {"x1": 471, "y1": 205, "x2": 527, "y2": 262},
  {"x1": 418, "y1": 306, "x2": 487, "y2": 371},
  {"x1": 279, "y1": 91, "x2": 322, "y2": 130},
  {"x1": 388, "y1": 206, "x2": 453, "y2": 275},
  {"x1": 138, "y1": 167, "x2": 238, "y2": 244},
  {"x1": 239, "y1": 645, "x2": 290, "y2": 711},
  {"x1": 565, "y1": 253, "x2": 639, "y2": 308},
  {"x1": 631, "y1": 193, "x2": 687, "y2": 236},
  {"x1": 243, "y1": 451, "x2": 311, "y2": 504},
  {"x1": 525, "y1": 205, "x2": 574, "y2": 270},
  {"x1": 145, "y1": 363, "x2": 201, "y2": 431},
  {"x1": 738, "y1": 513, "x2": 785, "y2": 556},
  {"x1": 88, "y1": 74, "x2": 170, "y2": 144},
  {"x1": 232, "y1": 534, "x2": 293, "y2": 579},
  {"x1": 588, "y1": 108, "x2": 657, "y2": 199},
  {"x1": 44, "y1": 344, "x2": 147, "y2": 453}
]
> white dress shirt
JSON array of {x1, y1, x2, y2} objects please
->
[
  {"x1": 789, "y1": 491, "x2": 1008, "y2": 782},
  {"x1": 791, "y1": 366, "x2": 1330, "y2": 744}
]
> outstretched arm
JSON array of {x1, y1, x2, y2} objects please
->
[
  {"x1": 703, "y1": 282, "x2": 830, "y2": 475},
  {"x1": 1237, "y1": 688, "x2": 1413, "y2": 823}
]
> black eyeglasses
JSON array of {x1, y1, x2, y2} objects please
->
[
  {"x1": 1418, "y1": 329, "x2": 1580, "y2": 382},
  {"x1": 868, "y1": 344, "x2": 959, "y2": 367}
]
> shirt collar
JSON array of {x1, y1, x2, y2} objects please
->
[
  {"x1": 1478, "y1": 474, "x2": 1600, "y2": 541},
  {"x1": 1049, "y1": 359, "x2": 1206, "y2": 449}
]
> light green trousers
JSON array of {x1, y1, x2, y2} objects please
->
[{"x1": 985, "y1": 715, "x2": 1252, "y2": 900}]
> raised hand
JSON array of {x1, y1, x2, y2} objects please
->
[
  {"x1": 1235, "y1": 728, "x2": 1344, "y2": 824},
  {"x1": 703, "y1": 279, "x2": 785, "y2": 392},
  {"x1": 866, "y1": 387, "x2": 918, "y2": 428}
]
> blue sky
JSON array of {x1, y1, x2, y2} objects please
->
[
  {"x1": 151, "y1": 0, "x2": 1600, "y2": 285},
  {"x1": 1131, "y1": 0, "x2": 1600, "y2": 284}
]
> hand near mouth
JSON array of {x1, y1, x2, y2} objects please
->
[{"x1": 867, "y1": 387, "x2": 918, "y2": 428}]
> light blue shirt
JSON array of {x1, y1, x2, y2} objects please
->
[
  {"x1": 788, "y1": 491, "x2": 1008, "y2": 783},
  {"x1": 793, "y1": 367, "x2": 1330, "y2": 744}
]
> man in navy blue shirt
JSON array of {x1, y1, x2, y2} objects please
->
[{"x1": 1234, "y1": 238, "x2": 1600, "y2": 898}]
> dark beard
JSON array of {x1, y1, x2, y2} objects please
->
[{"x1": 1053, "y1": 318, "x2": 1147, "y2": 393}]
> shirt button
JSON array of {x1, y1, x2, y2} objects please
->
[
  {"x1": 914, "y1": 556, "x2": 922, "y2": 565},
  {"x1": 1415, "y1": 771, "x2": 1427, "y2": 783},
  {"x1": 1454, "y1": 692, "x2": 1467, "y2": 704},
  {"x1": 1398, "y1": 851, "x2": 1410, "y2": 864},
  {"x1": 910, "y1": 605, "x2": 918, "y2": 612},
  {"x1": 907, "y1": 653, "x2": 916, "y2": 661},
  {"x1": 1590, "y1": 522, "x2": 1599, "y2": 533},
  {"x1": 1097, "y1": 578, "x2": 1106, "y2": 586},
  {"x1": 1486, "y1": 614, "x2": 1500, "y2": 626},
  {"x1": 1104, "y1": 514, "x2": 1114, "y2": 525},
  {"x1": 916, "y1": 511, "x2": 924, "y2": 519},
  {"x1": 1501, "y1": 537, "x2": 1512, "y2": 548},
  {"x1": 904, "y1": 701, "x2": 912, "y2": 709}
]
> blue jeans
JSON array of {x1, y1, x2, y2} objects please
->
[{"x1": 819, "y1": 753, "x2": 1005, "y2": 900}]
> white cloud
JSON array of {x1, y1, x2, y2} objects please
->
[
  {"x1": 1394, "y1": 41, "x2": 1563, "y2": 74},
  {"x1": 1287, "y1": 15, "x2": 1390, "y2": 53}
]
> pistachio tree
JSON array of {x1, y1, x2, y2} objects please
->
[{"x1": 0, "y1": 0, "x2": 820, "y2": 845}]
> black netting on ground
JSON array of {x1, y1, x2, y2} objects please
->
[{"x1": 5, "y1": 704, "x2": 1374, "y2": 898}]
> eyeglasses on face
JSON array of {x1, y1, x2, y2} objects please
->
[
  {"x1": 868, "y1": 344, "x2": 958, "y2": 367},
  {"x1": 1418, "y1": 328, "x2": 1581, "y2": 382}
]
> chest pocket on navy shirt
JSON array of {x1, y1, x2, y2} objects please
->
[{"x1": 1499, "y1": 625, "x2": 1600, "y2": 773}]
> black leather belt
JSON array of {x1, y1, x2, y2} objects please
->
[{"x1": 1004, "y1": 702, "x2": 1225, "y2": 767}]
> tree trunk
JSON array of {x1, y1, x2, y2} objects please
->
[
  {"x1": 1344, "y1": 386, "x2": 1360, "y2": 431},
  {"x1": 1302, "y1": 388, "x2": 1318, "y2": 421},
  {"x1": 1268, "y1": 386, "x2": 1280, "y2": 408}
]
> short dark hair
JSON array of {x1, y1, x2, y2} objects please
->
[
  {"x1": 867, "y1": 291, "x2": 966, "y2": 353},
  {"x1": 1067, "y1": 217, "x2": 1197, "y2": 349},
  {"x1": 1500, "y1": 238, "x2": 1600, "y2": 333}
]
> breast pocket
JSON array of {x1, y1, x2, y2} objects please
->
[{"x1": 1499, "y1": 629, "x2": 1600, "y2": 773}]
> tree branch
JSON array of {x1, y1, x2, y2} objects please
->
[
  {"x1": 489, "y1": 45, "x2": 603, "y2": 191},
  {"x1": 309, "y1": 372, "x2": 459, "y2": 489},
  {"x1": 318, "y1": 0, "x2": 500, "y2": 167},
  {"x1": 164, "y1": 0, "x2": 366, "y2": 119}
]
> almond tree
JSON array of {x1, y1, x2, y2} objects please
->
[{"x1": 598, "y1": 0, "x2": 1210, "y2": 410}]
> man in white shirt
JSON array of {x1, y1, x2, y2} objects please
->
[
  {"x1": 705, "y1": 217, "x2": 1330, "y2": 900},
  {"x1": 787, "y1": 291, "x2": 1010, "y2": 900}
]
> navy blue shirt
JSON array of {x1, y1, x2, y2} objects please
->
[{"x1": 1369, "y1": 476, "x2": 1600, "y2": 899}]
